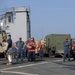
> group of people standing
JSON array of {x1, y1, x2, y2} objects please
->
[
  {"x1": 14, "y1": 37, "x2": 43, "y2": 63},
  {"x1": 13, "y1": 37, "x2": 43, "y2": 64},
  {"x1": 1, "y1": 34, "x2": 75, "y2": 64},
  {"x1": 0, "y1": 35, "x2": 43, "y2": 65},
  {"x1": 13, "y1": 37, "x2": 36, "y2": 63}
]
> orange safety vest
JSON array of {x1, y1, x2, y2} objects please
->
[
  {"x1": 28, "y1": 42, "x2": 36, "y2": 52},
  {"x1": 39, "y1": 43, "x2": 43, "y2": 51},
  {"x1": 72, "y1": 44, "x2": 75, "y2": 52}
]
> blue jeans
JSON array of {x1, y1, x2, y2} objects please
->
[
  {"x1": 23, "y1": 50, "x2": 26, "y2": 58},
  {"x1": 28, "y1": 52, "x2": 35, "y2": 61},
  {"x1": 16, "y1": 50, "x2": 24, "y2": 62},
  {"x1": 63, "y1": 49, "x2": 70, "y2": 61},
  {"x1": 39, "y1": 50, "x2": 43, "y2": 58}
]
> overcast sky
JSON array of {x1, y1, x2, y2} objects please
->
[{"x1": 0, "y1": 0, "x2": 75, "y2": 40}]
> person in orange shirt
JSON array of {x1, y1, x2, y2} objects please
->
[
  {"x1": 72, "y1": 40, "x2": 75, "y2": 60},
  {"x1": 27, "y1": 37, "x2": 36, "y2": 62},
  {"x1": 39, "y1": 41, "x2": 43, "y2": 58}
]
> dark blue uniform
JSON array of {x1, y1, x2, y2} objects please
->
[
  {"x1": 7, "y1": 38, "x2": 12, "y2": 50},
  {"x1": 63, "y1": 41, "x2": 70, "y2": 62},
  {"x1": 23, "y1": 46, "x2": 28, "y2": 58},
  {"x1": 16, "y1": 41, "x2": 24, "y2": 62},
  {"x1": 7, "y1": 37, "x2": 12, "y2": 56},
  {"x1": 6, "y1": 35, "x2": 13, "y2": 65}
]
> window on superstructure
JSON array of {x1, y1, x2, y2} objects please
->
[{"x1": 8, "y1": 16, "x2": 12, "y2": 23}]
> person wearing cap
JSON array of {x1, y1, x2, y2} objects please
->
[
  {"x1": 63, "y1": 37, "x2": 71, "y2": 62},
  {"x1": 27, "y1": 37, "x2": 36, "y2": 62},
  {"x1": 16, "y1": 37, "x2": 24, "y2": 63}
]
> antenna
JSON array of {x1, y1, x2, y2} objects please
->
[
  {"x1": 26, "y1": 5, "x2": 31, "y2": 14},
  {"x1": 41, "y1": 25, "x2": 44, "y2": 39}
]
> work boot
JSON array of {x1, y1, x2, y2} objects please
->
[
  {"x1": 16, "y1": 59, "x2": 19, "y2": 63},
  {"x1": 63, "y1": 58, "x2": 65, "y2": 62},
  {"x1": 21, "y1": 59, "x2": 24, "y2": 63},
  {"x1": 6, "y1": 62, "x2": 12, "y2": 65},
  {"x1": 28, "y1": 59, "x2": 30, "y2": 62},
  {"x1": 33, "y1": 58, "x2": 36, "y2": 62},
  {"x1": 31, "y1": 58, "x2": 33, "y2": 62},
  {"x1": 73, "y1": 58, "x2": 75, "y2": 61},
  {"x1": 68, "y1": 59, "x2": 70, "y2": 62}
]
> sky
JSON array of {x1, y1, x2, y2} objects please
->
[{"x1": 0, "y1": 0, "x2": 75, "y2": 40}]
